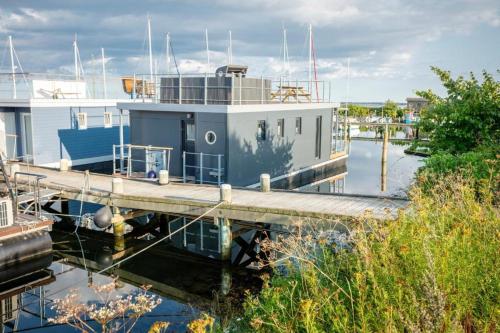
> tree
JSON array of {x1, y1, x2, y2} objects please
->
[
  {"x1": 382, "y1": 99, "x2": 399, "y2": 119},
  {"x1": 417, "y1": 67, "x2": 500, "y2": 154},
  {"x1": 348, "y1": 104, "x2": 370, "y2": 118}
]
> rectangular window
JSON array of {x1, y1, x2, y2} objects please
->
[
  {"x1": 77, "y1": 112, "x2": 87, "y2": 130},
  {"x1": 257, "y1": 120, "x2": 266, "y2": 141},
  {"x1": 315, "y1": 116, "x2": 322, "y2": 159},
  {"x1": 295, "y1": 117, "x2": 302, "y2": 134},
  {"x1": 104, "y1": 112, "x2": 113, "y2": 128},
  {"x1": 186, "y1": 122, "x2": 195, "y2": 141},
  {"x1": 277, "y1": 118, "x2": 284, "y2": 137}
]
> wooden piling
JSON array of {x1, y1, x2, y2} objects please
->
[
  {"x1": 112, "y1": 207, "x2": 125, "y2": 252},
  {"x1": 381, "y1": 124, "x2": 389, "y2": 192},
  {"x1": 219, "y1": 217, "x2": 232, "y2": 261}
]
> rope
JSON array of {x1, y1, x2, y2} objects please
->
[{"x1": 7, "y1": 201, "x2": 225, "y2": 314}]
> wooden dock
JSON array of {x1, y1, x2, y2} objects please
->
[{"x1": 10, "y1": 163, "x2": 408, "y2": 224}]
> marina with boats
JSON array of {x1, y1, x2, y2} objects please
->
[{"x1": 0, "y1": 16, "x2": 425, "y2": 332}]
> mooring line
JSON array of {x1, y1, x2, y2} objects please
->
[{"x1": 8, "y1": 200, "x2": 225, "y2": 315}]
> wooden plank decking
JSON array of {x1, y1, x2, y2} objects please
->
[{"x1": 11, "y1": 164, "x2": 408, "y2": 224}]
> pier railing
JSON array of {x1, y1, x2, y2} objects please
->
[{"x1": 13, "y1": 172, "x2": 46, "y2": 219}]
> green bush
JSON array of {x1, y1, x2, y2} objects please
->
[
  {"x1": 417, "y1": 68, "x2": 499, "y2": 154},
  {"x1": 417, "y1": 146, "x2": 499, "y2": 199},
  {"x1": 233, "y1": 175, "x2": 500, "y2": 332}
]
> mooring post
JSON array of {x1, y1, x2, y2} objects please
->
[
  {"x1": 158, "y1": 170, "x2": 169, "y2": 185},
  {"x1": 260, "y1": 173, "x2": 271, "y2": 192},
  {"x1": 381, "y1": 124, "x2": 389, "y2": 192},
  {"x1": 60, "y1": 159, "x2": 69, "y2": 172},
  {"x1": 112, "y1": 207, "x2": 125, "y2": 252},
  {"x1": 112, "y1": 177, "x2": 123, "y2": 194},
  {"x1": 220, "y1": 184, "x2": 232, "y2": 203},
  {"x1": 219, "y1": 184, "x2": 232, "y2": 261},
  {"x1": 343, "y1": 109, "x2": 348, "y2": 151}
]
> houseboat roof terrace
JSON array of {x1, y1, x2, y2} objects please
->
[{"x1": 120, "y1": 70, "x2": 336, "y2": 106}]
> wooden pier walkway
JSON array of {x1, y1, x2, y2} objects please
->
[{"x1": 11, "y1": 164, "x2": 408, "y2": 224}]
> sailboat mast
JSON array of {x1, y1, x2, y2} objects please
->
[
  {"x1": 308, "y1": 24, "x2": 312, "y2": 92},
  {"x1": 147, "y1": 16, "x2": 154, "y2": 82},
  {"x1": 228, "y1": 30, "x2": 233, "y2": 64},
  {"x1": 205, "y1": 28, "x2": 210, "y2": 72},
  {"x1": 346, "y1": 57, "x2": 351, "y2": 109},
  {"x1": 73, "y1": 34, "x2": 79, "y2": 80},
  {"x1": 283, "y1": 28, "x2": 289, "y2": 77},
  {"x1": 166, "y1": 32, "x2": 170, "y2": 74},
  {"x1": 101, "y1": 48, "x2": 107, "y2": 99},
  {"x1": 8, "y1": 36, "x2": 16, "y2": 99}
]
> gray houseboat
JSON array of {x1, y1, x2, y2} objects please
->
[{"x1": 117, "y1": 66, "x2": 346, "y2": 188}]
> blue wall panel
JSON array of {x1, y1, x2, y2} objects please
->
[{"x1": 31, "y1": 106, "x2": 129, "y2": 165}]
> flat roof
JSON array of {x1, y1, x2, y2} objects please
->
[
  {"x1": 0, "y1": 98, "x2": 130, "y2": 108},
  {"x1": 117, "y1": 102, "x2": 341, "y2": 114}
]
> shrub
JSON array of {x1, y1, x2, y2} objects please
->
[{"x1": 234, "y1": 175, "x2": 500, "y2": 332}]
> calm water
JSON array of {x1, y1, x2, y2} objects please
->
[{"x1": 1, "y1": 136, "x2": 424, "y2": 332}]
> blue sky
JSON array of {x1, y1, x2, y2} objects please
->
[{"x1": 0, "y1": 0, "x2": 499, "y2": 102}]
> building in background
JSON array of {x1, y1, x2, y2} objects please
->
[
  {"x1": 0, "y1": 76, "x2": 129, "y2": 171},
  {"x1": 405, "y1": 96, "x2": 428, "y2": 123}
]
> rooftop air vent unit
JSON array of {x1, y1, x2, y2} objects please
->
[
  {"x1": 215, "y1": 64, "x2": 248, "y2": 77},
  {"x1": 0, "y1": 198, "x2": 14, "y2": 228}
]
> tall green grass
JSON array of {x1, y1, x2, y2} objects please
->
[{"x1": 233, "y1": 174, "x2": 499, "y2": 332}]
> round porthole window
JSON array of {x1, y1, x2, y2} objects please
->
[{"x1": 205, "y1": 131, "x2": 217, "y2": 145}]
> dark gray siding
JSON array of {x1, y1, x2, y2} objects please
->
[
  {"x1": 129, "y1": 110, "x2": 227, "y2": 178},
  {"x1": 194, "y1": 112, "x2": 227, "y2": 183},
  {"x1": 31, "y1": 106, "x2": 129, "y2": 166},
  {"x1": 226, "y1": 108, "x2": 333, "y2": 186}
]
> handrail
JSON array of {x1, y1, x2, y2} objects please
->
[{"x1": 13, "y1": 172, "x2": 47, "y2": 219}]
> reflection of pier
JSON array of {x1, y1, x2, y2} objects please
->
[
  {"x1": 51, "y1": 228, "x2": 263, "y2": 313},
  {"x1": 0, "y1": 254, "x2": 54, "y2": 331}
]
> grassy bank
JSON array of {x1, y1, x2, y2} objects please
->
[{"x1": 229, "y1": 169, "x2": 499, "y2": 332}]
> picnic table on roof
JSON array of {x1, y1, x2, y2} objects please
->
[{"x1": 271, "y1": 85, "x2": 312, "y2": 103}]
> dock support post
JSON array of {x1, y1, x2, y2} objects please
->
[
  {"x1": 381, "y1": 124, "x2": 389, "y2": 192},
  {"x1": 219, "y1": 217, "x2": 232, "y2": 262},
  {"x1": 219, "y1": 184, "x2": 232, "y2": 261},
  {"x1": 221, "y1": 265, "x2": 232, "y2": 295},
  {"x1": 112, "y1": 207, "x2": 125, "y2": 252},
  {"x1": 343, "y1": 108, "x2": 348, "y2": 152},
  {"x1": 260, "y1": 173, "x2": 270, "y2": 192}
]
